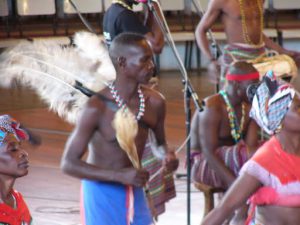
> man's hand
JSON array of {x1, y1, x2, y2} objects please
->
[
  {"x1": 163, "y1": 151, "x2": 179, "y2": 172},
  {"x1": 207, "y1": 60, "x2": 221, "y2": 84},
  {"x1": 118, "y1": 168, "x2": 150, "y2": 187}
]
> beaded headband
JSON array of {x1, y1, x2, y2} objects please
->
[
  {"x1": 0, "y1": 115, "x2": 29, "y2": 146},
  {"x1": 226, "y1": 72, "x2": 260, "y2": 81}
]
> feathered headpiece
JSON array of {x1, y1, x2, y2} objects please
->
[{"x1": 0, "y1": 31, "x2": 140, "y2": 169}]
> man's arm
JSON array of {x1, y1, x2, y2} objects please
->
[
  {"x1": 202, "y1": 173, "x2": 261, "y2": 225},
  {"x1": 61, "y1": 97, "x2": 148, "y2": 187},
  {"x1": 191, "y1": 111, "x2": 201, "y2": 152},
  {"x1": 195, "y1": 0, "x2": 222, "y2": 61},
  {"x1": 144, "y1": 1, "x2": 165, "y2": 54},
  {"x1": 151, "y1": 92, "x2": 179, "y2": 172},
  {"x1": 244, "y1": 119, "x2": 260, "y2": 155},
  {"x1": 199, "y1": 104, "x2": 235, "y2": 187}
]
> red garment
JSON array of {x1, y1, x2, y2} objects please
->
[
  {"x1": 242, "y1": 137, "x2": 300, "y2": 225},
  {"x1": 0, "y1": 190, "x2": 32, "y2": 225}
]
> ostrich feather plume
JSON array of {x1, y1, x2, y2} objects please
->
[{"x1": 0, "y1": 32, "x2": 116, "y2": 124}]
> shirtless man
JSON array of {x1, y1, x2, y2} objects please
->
[
  {"x1": 61, "y1": 33, "x2": 178, "y2": 225},
  {"x1": 202, "y1": 71, "x2": 300, "y2": 225},
  {"x1": 195, "y1": 0, "x2": 300, "y2": 82},
  {"x1": 191, "y1": 62, "x2": 260, "y2": 222},
  {"x1": 191, "y1": 61, "x2": 260, "y2": 189},
  {"x1": 104, "y1": 1, "x2": 176, "y2": 218}
]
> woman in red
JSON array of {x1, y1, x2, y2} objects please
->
[{"x1": 0, "y1": 115, "x2": 33, "y2": 225}]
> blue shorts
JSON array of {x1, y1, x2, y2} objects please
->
[{"x1": 81, "y1": 180, "x2": 153, "y2": 225}]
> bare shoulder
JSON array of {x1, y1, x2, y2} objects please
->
[
  {"x1": 199, "y1": 94, "x2": 224, "y2": 119},
  {"x1": 78, "y1": 91, "x2": 109, "y2": 124},
  {"x1": 203, "y1": 93, "x2": 223, "y2": 110},
  {"x1": 141, "y1": 85, "x2": 165, "y2": 108},
  {"x1": 208, "y1": 0, "x2": 227, "y2": 9}
]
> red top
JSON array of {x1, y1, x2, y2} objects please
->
[{"x1": 0, "y1": 190, "x2": 32, "y2": 225}]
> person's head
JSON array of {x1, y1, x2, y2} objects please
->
[
  {"x1": 0, "y1": 115, "x2": 29, "y2": 179},
  {"x1": 109, "y1": 32, "x2": 155, "y2": 84},
  {"x1": 249, "y1": 71, "x2": 299, "y2": 135},
  {"x1": 225, "y1": 61, "x2": 260, "y2": 102}
]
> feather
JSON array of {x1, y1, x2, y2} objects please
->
[
  {"x1": 0, "y1": 31, "x2": 140, "y2": 169},
  {"x1": 0, "y1": 32, "x2": 116, "y2": 124}
]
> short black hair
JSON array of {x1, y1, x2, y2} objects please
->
[{"x1": 109, "y1": 32, "x2": 146, "y2": 66}]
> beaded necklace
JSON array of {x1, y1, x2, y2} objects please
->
[
  {"x1": 108, "y1": 83, "x2": 145, "y2": 121},
  {"x1": 112, "y1": 0, "x2": 133, "y2": 11},
  {"x1": 238, "y1": 0, "x2": 264, "y2": 46},
  {"x1": 219, "y1": 90, "x2": 245, "y2": 143}
]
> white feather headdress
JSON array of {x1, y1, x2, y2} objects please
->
[
  {"x1": 0, "y1": 31, "x2": 116, "y2": 124},
  {"x1": 0, "y1": 31, "x2": 140, "y2": 169}
]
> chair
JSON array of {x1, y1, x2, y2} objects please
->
[
  {"x1": 194, "y1": 181, "x2": 225, "y2": 218},
  {"x1": 16, "y1": 0, "x2": 57, "y2": 37},
  {"x1": 0, "y1": 0, "x2": 10, "y2": 37},
  {"x1": 63, "y1": 0, "x2": 103, "y2": 35}
]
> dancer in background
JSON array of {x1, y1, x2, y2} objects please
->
[
  {"x1": 202, "y1": 71, "x2": 300, "y2": 225},
  {"x1": 195, "y1": 0, "x2": 300, "y2": 84},
  {"x1": 191, "y1": 62, "x2": 261, "y2": 222}
]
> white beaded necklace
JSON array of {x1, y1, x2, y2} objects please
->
[
  {"x1": 108, "y1": 83, "x2": 145, "y2": 121},
  {"x1": 112, "y1": 0, "x2": 133, "y2": 11}
]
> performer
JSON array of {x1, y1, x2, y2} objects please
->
[
  {"x1": 190, "y1": 62, "x2": 261, "y2": 223},
  {"x1": 61, "y1": 33, "x2": 179, "y2": 225},
  {"x1": 103, "y1": 0, "x2": 164, "y2": 54},
  {"x1": 103, "y1": 0, "x2": 176, "y2": 218},
  {"x1": 191, "y1": 61, "x2": 260, "y2": 189},
  {"x1": 0, "y1": 115, "x2": 32, "y2": 225},
  {"x1": 201, "y1": 71, "x2": 300, "y2": 225},
  {"x1": 195, "y1": 0, "x2": 300, "y2": 83}
]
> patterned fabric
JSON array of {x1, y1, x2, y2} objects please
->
[
  {"x1": 0, "y1": 115, "x2": 29, "y2": 146},
  {"x1": 223, "y1": 43, "x2": 266, "y2": 65},
  {"x1": 250, "y1": 71, "x2": 295, "y2": 135},
  {"x1": 240, "y1": 136, "x2": 300, "y2": 206},
  {"x1": 81, "y1": 180, "x2": 153, "y2": 225},
  {"x1": 0, "y1": 190, "x2": 32, "y2": 225},
  {"x1": 191, "y1": 140, "x2": 250, "y2": 188},
  {"x1": 141, "y1": 142, "x2": 176, "y2": 217},
  {"x1": 220, "y1": 43, "x2": 266, "y2": 83}
]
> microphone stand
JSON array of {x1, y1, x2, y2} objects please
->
[{"x1": 147, "y1": 1, "x2": 203, "y2": 224}]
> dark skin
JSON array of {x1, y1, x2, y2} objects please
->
[
  {"x1": 0, "y1": 141, "x2": 29, "y2": 208},
  {"x1": 202, "y1": 93, "x2": 300, "y2": 225},
  {"x1": 61, "y1": 39, "x2": 178, "y2": 187},
  {"x1": 191, "y1": 62, "x2": 260, "y2": 187},
  {"x1": 195, "y1": 0, "x2": 300, "y2": 81},
  {"x1": 126, "y1": 0, "x2": 165, "y2": 54}
]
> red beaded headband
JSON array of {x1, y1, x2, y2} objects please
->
[{"x1": 226, "y1": 72, "x2": 260, "y2": 81}]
